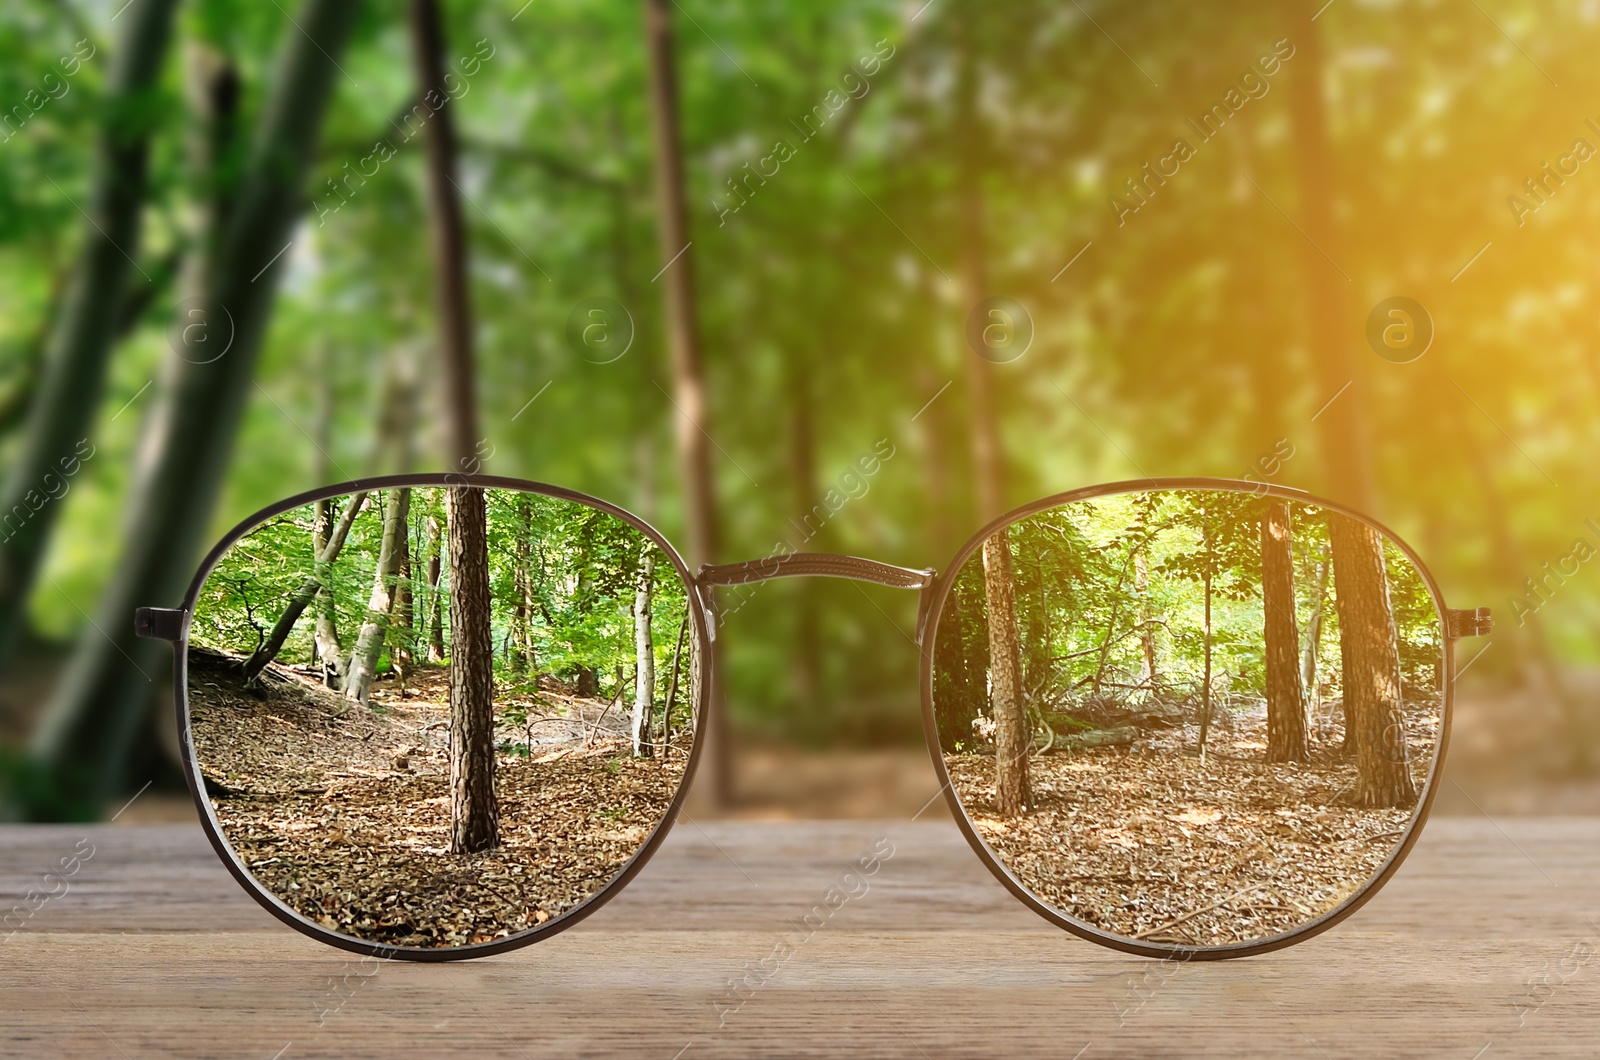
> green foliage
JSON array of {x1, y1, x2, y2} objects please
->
[
  {"x1": 933, "y1": 491, "x2": 1443, "y2": 745},
  {"x1": 189, "y1": 487, "x2": 689, "y2": 705},
  {"x1": 3, "y1": 0, "x2": 1588, "y2": 762}
]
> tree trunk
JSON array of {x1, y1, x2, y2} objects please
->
[
  {"x1": 0, "y1": 0, "x2": 180, "y2": 669},
  {"x1": 392, "y1": 516, "x2": 415, "y2": 692},
  {"x1": 509, "y1": 492, "x2": 534, "y2": 676},
  {"x1": 953, "y1": 2, "x2": 1024, "y2": 813},
  {"x1": 1200, "y1": 525, "x2": 1214, "y2": 762},
  {"x1": 642, "y1": 0, "x2": 727, "y2": 802},
  {"x1": 1288, "y1": 2, "x2": 1375, "y2": 513},
  {"x1": 26, "y1": 0, "x2": 362, "y2": 815},
  {"x1": 1135, "y1": 550, "x2": 1157, "y2": 686},
  {"x1": 425, "y1": 514, "x2": 446, "y2": 663},
  {"x1": 1453, "y1": 399, "x2": 1589, "y2": 769},
  {"x1": 1329, "y1": 513, "x2": 1416, "y2": 807},
  {"x1": 310, "y1": 346, "x2": 347, "y2": 689},
  {"x1": 408, "y1": 0, "x2": 479, "y2": 467},
  {"x1": 312, "y1": 498, "x2": 348, "y2": 689},
  {"x1": 983, "y1": 527, "x2": 1030, "y2": 815},
  {"x1": 956, "y1": 17, "x2": 1004, "y2": 528},
  {"x1": 447, "y1": 485, "x2": 498, "y2": 853},
  {"x1": 934, "y1": 578, "x2": 980, "y2": 752},
  {"x1": 916, "y1": 360, "x2": 961, "y2": 566},
  {"x1": 1262, "y1": 501, "x2": 1309, "y2": 762},
  {"x1": 1300, "y1": 551, "x2": 1331, "y2": 725},
  {"x1": 660, "y1": 613, "x2": 688, "y2": 757},
  {"x1": 240, "y1": 490, "x2": 369, "y2": 684},
  {"x1": 1089, "y1": 551, "x2": 1137, "y2": 699},
  {"x1": 631, "y1": 548, "x2": 656, "y2": 757},
  {"x1": 1021, "y1": 556, "x2": 1045, "y2": 702},
  {"x1": 788, "y1": 345, "x2": 821, "y2": 711},
  {"x1": 344, "y1": 488, "x2": 409, "y2": 705}
]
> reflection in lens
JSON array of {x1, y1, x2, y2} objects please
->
[
  {"x1": 933, "y1": 489, "x2": 1443, "y2": 947},
  {"x1": 185, "y1": 486, "x2": 696, "y2": 948}
]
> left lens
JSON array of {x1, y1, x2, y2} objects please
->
[
  {"x1": 183, "y1": 483, "x2": 698, "y2": 951},
  {"x1": 928, "y1": 486, "x2": 1446, "y2": 951}
]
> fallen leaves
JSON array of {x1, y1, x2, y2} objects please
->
[
  {"x1": 1168, "y1": 808, "x2": 1223, "y2": 827},
  {"x1": 946, "y1": 695, "x2": 1440, "y2": 947},
  {"x1": 188, "y1": 649, "x2": 688, "y2": 949}
]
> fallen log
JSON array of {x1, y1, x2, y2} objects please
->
[{"x1": 1056, "y1": 726, "x2": 1136, "y2": 752}]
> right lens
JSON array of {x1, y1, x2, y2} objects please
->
[
  {"x1": 930, "y1": 486, "x2": 1445, "y2": 951},
  {"x1": 183, "y1": 483, "x2": 698, "y2": 951}
]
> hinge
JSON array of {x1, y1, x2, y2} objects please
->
[
  {"x1": 1445, "y1": 606, "x2": 1492, "y2": 639},
  {"x1": 134, "y1": 607, "x2": 186, "y2": 641}
]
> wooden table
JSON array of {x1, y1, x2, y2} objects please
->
[{"x1": 3, "y1": 816, "x2": 1597, "y2": 1058}]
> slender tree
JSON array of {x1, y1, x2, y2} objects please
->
[
  {"x1": 0, "y1": 0, "x2": 180, "y2": 669},
  {"x1": 1452, "y1": 399, "x2": 1588, "y2": 770},
  {"x1": 310, "y1": 346, "x2": 347, "y2": 689},
  {"x1": 1300, "y1": 547, "x2": 1331, "y2": 727},
  {"x1": 240, "y1": 490, "x2": 369, "y2": 684},
  {"x1": 409, "y1": 0, "x2": 478, "y2": 470},
  {"x1": 660, "y1": 613, "x2": 688, "y2": 756},
  {"x1": 424, "y1": 512, "x2": 447, "y2": 663},
  {"x1": 345, "y1": 487, "x2": 409, "y2": 704},
  {"x1": 1288, "y1": 2, "x2": 1374, "y2": 512},
  {"x1": 788, "y1": 343, "x2": 821, "y2": 712},
  {"x1": 631, "y1": 546, "x2": 656, "y2": 757},
  {"x1": 642, "y1": 0, "x2": 727, "y2": 801},
  {"x1": 1198, "y1": 507, "x2": 1215, "y2": 761},
  {"x1": 933, "y1": 575, "x2": 982, "y2": 752},
  {"x1": 509, "y1": 492, "x2": 534, "y2": 675},
  {"x1": 1329, "y1": 513, "x2": 1416, "y2": 807},
  {"x1": 311, "y1": 499, "x2": 340, "y2": 686},
  {"x1": 447, "y1": 484, "x2": 498, "y2": 852},
  {"x1": 957, "y1": 0, "x2": 1028, "y2": 814},
  {"x1": 1135, "y1": 549, "x2": 1157, "y2": 687},
  {"x1": 409, "y1": 0, "x2": 499, "y2": 847},
  {"x1": 983, "y1": 528, "x2": 1030, "y2": 815},
  {"x1": 1261, "y1": 501, "x2": 1309, "y2": 762},
  {"x1": 391, "y1": 514, "x2": 416, "y2": 692}
]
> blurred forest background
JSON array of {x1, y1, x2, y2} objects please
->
[{"x1": 0, "y1": 0, "x2": 1595, "y2": 818}]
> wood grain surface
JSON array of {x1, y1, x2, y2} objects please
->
[{"x1": 2, "y1": 816, "x2": 1597, "y2": 1057}]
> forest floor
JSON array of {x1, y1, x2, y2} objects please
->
[
  {"x1": 186, "y1": 649, "x2": 687, "y2": 948},
  {"x1": 945, "y1": 697, "x2": 1439, "y2": 946}
]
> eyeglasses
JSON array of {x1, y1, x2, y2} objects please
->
[{"x1": 135, "y1": 474, "x2": 1488, "y2": 961}]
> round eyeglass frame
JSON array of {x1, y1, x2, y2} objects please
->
[
  {"x1": 170, "y1": 473, "x2": 713, "y2": 962},
  {"x1": 917, "y1": 477, "x2": 1456, "y2": 961}
]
